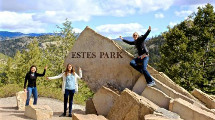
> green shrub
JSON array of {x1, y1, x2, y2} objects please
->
[{"x1": 0, "y1": 84, "x2": 22, "y2": 98}]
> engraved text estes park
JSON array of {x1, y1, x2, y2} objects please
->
[{"x1": 71, "y1": 52, "x2": 123, "y2": 58}]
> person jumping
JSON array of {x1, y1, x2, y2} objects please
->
[{"x1": 119, "y1": 26, "x2": 156, "y2": 87}]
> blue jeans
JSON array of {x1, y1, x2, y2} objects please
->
[
  {"x1": 26, "y1": 87, "x2": 38, "y2": 106},
  {"x1": 130, "y1": 56, "x2": 154, "y2": 84},
  {"x1": 64, "y1": 89, "x2": 75, "y2": 114}
]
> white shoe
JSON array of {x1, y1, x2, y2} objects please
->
[{"x1": 147, "y1": 81, "x2": 156, "y2": 87}]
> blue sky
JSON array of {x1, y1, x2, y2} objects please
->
[{"x1": 0, "y1": 0, "x2": 214, "y2": 39}]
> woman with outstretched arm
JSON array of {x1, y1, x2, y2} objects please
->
[
  {"x1": 46, "y1": 63, "x2": 82, "y2": 117},
  {"x1": 119, "y1": 26, "x2": 155, "y2": 87}
]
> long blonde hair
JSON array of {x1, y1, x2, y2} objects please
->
[{"x1": 65, "y1": 63, "x2": 75, "y2": 76}]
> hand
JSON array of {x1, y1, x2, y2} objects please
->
[
  {"x1": 46, "y1": 77, "x2": 49, "y2": 80},
  {"x1": 79, "y1": 67, "x2": 82, "y2": 71},
  {"x1": 140, "y1": 55, "x2": 146, "y2": 59},
  {"x1": 44, "y1": 66, "x2": 47, "y2": 70},
  {"x1": 119, "y1": 36, "x2": 123, "y2": 40},
  {"x1": 149, "y1": 26, "x2": 151, "y2": 31},
  {"x1": 24, "y1": 89, "x2": 27, "y2": 93}
]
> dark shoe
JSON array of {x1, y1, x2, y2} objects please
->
[
  {"x1": 59, "y1": 113, "x2": 66, "y2": 117},
  {"x1": 68, "y1": 114, "x2": 72, "y2": 117}
]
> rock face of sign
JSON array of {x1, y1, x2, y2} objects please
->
[{"x1": 64, "y1": 26, "x2": 140, "y2": 92}]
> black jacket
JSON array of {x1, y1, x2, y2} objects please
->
[
  {"x1": 122, "y1": 29, "x2": 151, "y2": 56},
  {"x1": 24, "y1": 69, "x2": 46, "y2": 88}
]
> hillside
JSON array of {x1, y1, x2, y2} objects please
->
[
  {"x1": 0, "y1": 31, "x2": 54, "y2": 40},
  {"x1": 0, "y1": 35, "x2": 164, "y2": 68},
  {"x1": 0, "y1": 35, "x2": 53, "y2": 57}
]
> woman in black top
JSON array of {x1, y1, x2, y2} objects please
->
[
  {"x1": 119, "y1": 26, "x2": 155, "y2": 87},
  {"x1": 24, "y1": 65, "x2": 47, "y2": 106}
]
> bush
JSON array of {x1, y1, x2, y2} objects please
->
[{"x1": 0, "y1": 84, "x2": 22, "y2": 98}]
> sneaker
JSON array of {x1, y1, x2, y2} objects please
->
[
  {"x1": 59, "y1": 113, "x2": 66, "y2": 117},
  {"x1": 147, "y1": 81, "x2": 156, "y2": 87},
  {"x1": 68, "y1": 114, "x2": 72, "y2": 117}
]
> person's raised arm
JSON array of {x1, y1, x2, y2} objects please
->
[
  {"x1": 140, "y1": 26, "x2": 151, "y2": 41},
  {"x1": 75, "y1": 67, "x2": 82, "y2": 79},
  {"x1": 36, "y1": 66, "x2": 47, "y2": 77},
  {"x1": 119, "y1": 36, "x2": 135, "y2": 45}
]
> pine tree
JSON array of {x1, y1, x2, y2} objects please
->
[
  {"x1": 44, "y1": 19, "x2": 76, "y2": 88},
  {"x1": 158, "y1": 4, "x2": 215, "y2": 94}
]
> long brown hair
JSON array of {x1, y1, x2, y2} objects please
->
[{"x1": 65, "y1": 63, "x2": 75, "y2": 76}]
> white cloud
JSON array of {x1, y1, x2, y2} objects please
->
[
  {"x1": 0, "y1": 11, "x2": 46, "y2": 33},
  {"x1": 173, "y1": 0, "x2": 215, "y2": 6},
  {"x1": 95, "y1": 23, "x2": 157, "y2": 38},
  {"x1": 169, "y1": 22, "x2": 178, "y2": 27},
  {"x1": 72, "y1": 28, "x2": 82, "y2": 33},
  {"x1": 175, "y1": 10, "x2": 193, "y2": 18},
  {"x1": 1, "y1": 0, "x2": 174, "y2": 24},
  {"x1": 175, "y1": 3, "x2": 215, "y2": 19},
  {"x1": 155, "y1": 13, "x2": 164, "y2": 18}
]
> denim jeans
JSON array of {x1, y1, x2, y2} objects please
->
[
  {"x1": 64, "y1": 89, "x2": 75, "y2": 115},
  {"x1": 26, "y1": 87, "x2": 38, "y2": 106},
  {"x1": 130, "y1": 56, "x2": 154, "y2": 84}
]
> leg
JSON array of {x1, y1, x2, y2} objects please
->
[
  {"x1": 64, "y1": 89, "x2": 69, "y2": 114},
  {"x1": 26, "y1": 87, "x2": 32, "y2": 106},
  {"x1": 130, "y1": 58, "x2": 142, "y2": 73},
  {"x1": 141, "y1": 56, "x2": 154, "y2": 84},
  {"x1": 68, "y1": 90, "x2": 75, "y2": 115},
  {"x1": 32, "y1": 87, "x2": 38, "y2": 105}
]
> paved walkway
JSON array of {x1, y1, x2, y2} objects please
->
[{"x1": 0, "y1": 96, "x2": 85, "y2": 120}]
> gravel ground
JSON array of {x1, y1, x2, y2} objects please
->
[{"x1": 0, "y1": 96, "x2": 85, "y2": 120}]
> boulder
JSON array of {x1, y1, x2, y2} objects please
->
[
  {"x1": 211, "y1": 95, "x2": 215, "y2": 100},
  {"x1": 147, "y1": 67, "x2": 197, "y2": 101},
  {"x1": 92, "y1": 86, "x2": 120, "y2": 116},
  {"x1": 142, "y1": 87, "x2": 172, "y2": 109},
  {"x1": 145, "y1": 114, "x2": 183, "y2": 120},
  {"x1": 192, "y1": 88, "x2": 215, "y2": 109},
  {"x1": 153, "y1": 78, "x2": 206, "y2": 110},
  {"x1": 64, "y1": 26, "x2": 141, "y2": 92},
  {"x1": 169, "y1": 98, "x2": 215, "y2": 120},
  {"x1": 16, "y1": 91, "x2": 33, "y2": 110},
  {"x1": 107, "y1": 88, "x2": 159, "y2": 120},
  {"x1": 86, "y1": 98, "x2": 97, "y2": 114},
  {"x1": 24, "y1": 105, "x2": 53, "y2": 120},
  {"x1": 132, "y1": 75, "x2": 147, "y2": 95},
  {"x1": 152, "y1": 108, "x2": 183, "y2": 120},
  {"x1": 132, "y1": 75, "x2": 203, "y2": 110},
  {"x1": 72, "y1": 113, "x2": 107, "y2": 120}
]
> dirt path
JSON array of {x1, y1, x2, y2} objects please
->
[{"x1": 0, "y1": 96, "x2": 85, "y2": 120}]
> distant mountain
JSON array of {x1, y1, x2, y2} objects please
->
[{"x1": 0, "y1": 31, "x2": 54, "y2": 40}]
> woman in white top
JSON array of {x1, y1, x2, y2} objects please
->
[{"x1": 47, "y1": 63, "x2": 82, "y2": 117}]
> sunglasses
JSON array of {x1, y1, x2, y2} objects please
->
[{"x1": 133, "y1": 34, "x2": 138, "y2": 37}]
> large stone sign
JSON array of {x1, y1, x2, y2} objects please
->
[{"x1": 64, "y1": 26, "x2": 140, "y2": 92}]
